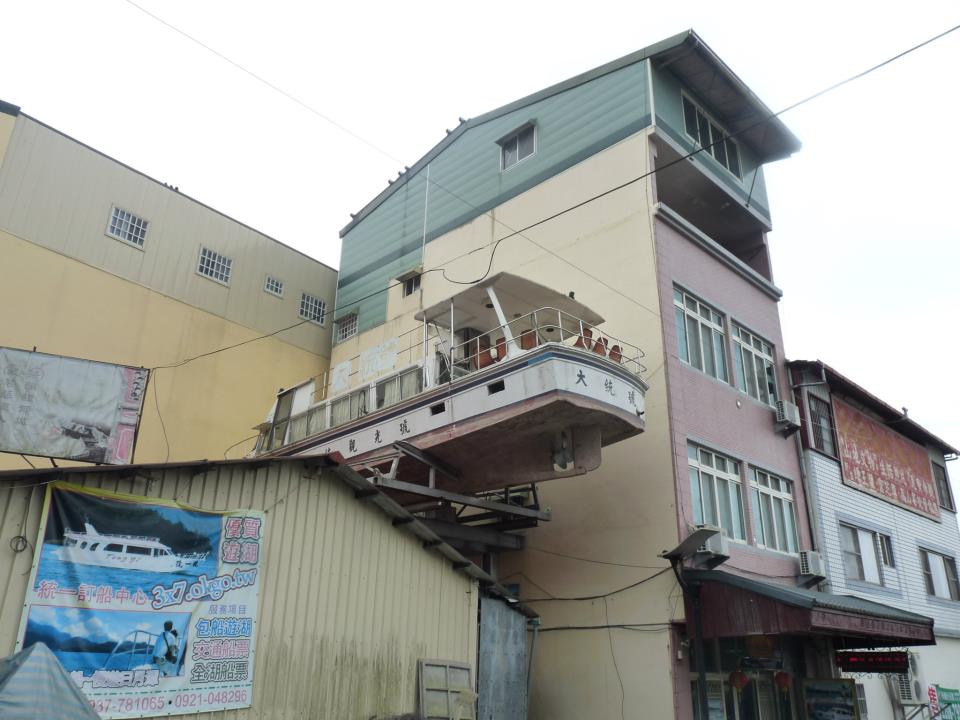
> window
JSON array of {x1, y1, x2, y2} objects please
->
[
  {"x1": 264, "y1": 275, "x2": 284, "y2": 297},
  {"x1": 688, "y1": 445, "x2": 745, "y2": 540},
  {"x1": 839, "y1": 524, "x2": 893, "y2": 585},
  {"x1": 403, "y1": 274, "x2": 421, "y2": 297},
  {"x1": 418, "y1": 659, "x2": 474, "y2": 720},
  {"x1": 681, "y1": 94, "x2": 742, "y2": 179},
  {"x1": 808, "y1": 394, "x2": 836, "y2": 456},
  {"x1": 856, "y1": 683, "x2": 869, "y2": 719},
  {"x1": 104, "y1": 544, "x2": 124, "y2": 552},
  {"x1": 330, "y1": 387, "x2": 368, "y2": 428},
  {"x1": 197, "y1": 246, "x2": 232, "y2": 284},
  {"x1": 933, "y1": 463, "x2": 955, "y2": 511},
  {"x1": 375, "y1": 367, "x2": 423, "y2": 409},
  {"x1": 732, "y1": 325, "x2": 777, "y2": 406},
  {"x1": 673, "y1": 288, "x2": 727, "y2": 381},
  {"x1": 920, "y1": 549, "x2": 960, "y2": 601},
  {"x1": 499, "y1": 123, "x2": 536, "y2": 170},
  {"x1": 107, "y1": 206, "x2": 149, "y2": 247},
  {"x1": 299, "y1": 292, "x2": 326, "y2": 325},
  {"x1": 266, "y1": 389, "x2": 294, "y2": 450},
  {"x1": 336, "y1": 314, "x2": 358, "y2": 342},
  {"x1": 751, "y1": 470, "x2": 799, "y2": 553}
]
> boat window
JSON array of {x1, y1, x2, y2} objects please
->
[
  {"x1": 64, "y1": 538, "x2": 76, "y2": 547},
  {"x1": 376, "y1": 368, "x2": 423, "y2": 410},
  {"x1": 127, "y1": 545, "x2": 152, "y2": 555},
  {"x1": 89, "y1": 543, "x2": 99, "y2": 551},
  {"x1": 104, "y1": 543, "x2": 124, "y2": 552},
  {"x1": 80, "y1": 541, "x2": 88, "y2": 549}
]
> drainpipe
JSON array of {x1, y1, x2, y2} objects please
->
[
  {"x1": 526, "y1": 617, "x2": 540, "y2": 710},
  {"x1": 671, "y1": 559, "x2": 709, "y2": 720}
]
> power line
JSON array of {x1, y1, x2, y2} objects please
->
[
  {"x1": 525, "y1": 545, "x2": 664, "y2": 569},
  {"x1": 521, "y1": 566, "x2": 672, "y2": 602}
]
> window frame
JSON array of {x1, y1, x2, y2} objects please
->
[
  {"x1": 932, "y1": 462, "x2": 955, "y2": 512},
  {"x1": 498, "y1": 122, "x2": 537, "y2": 172},
  {"x1": 839, "y1": 523, "x2": 892, "y2": 586},
  {"x1": 673, "y1": 287, "x2": 728, "y2": 382},
  {"x1": 920, "y1": 548, "x2": 960, "y2": 601},
  {"x1": 687, "y1": 444, "x2": 745, "y2": 541},
  {"x1": 750, "y1": 469, "x2": 799, "y2": 554},
  {"x1": 298, "y1": 292, "x2": 327, "y2": 326},
  {"x1": 196, "y1": 246, "x2": 233, "y2": 285},
  {"x1": 264, "y1": 275, "x2": 284, "y2": 298},
  {"x1": 105, "y1": 205, "x2": 149, "y2": 249},
  {"x1": 680, "y1": 92, "x2": 743, "y2": 181},
  {"x1": 402, "y1": 273, "x2": 421, "y2": 297},
  {"x1": 335, "y1": 313, "x2": 358, "y2": 342},
  {"x1": 731, "y1": 324, "x2": 778, "y2": 407},
  {"x1": 807, "y1": 393, "x2": 837, "y2": 457}
]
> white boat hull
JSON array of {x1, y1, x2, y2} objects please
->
[{"x1": 57, "y1": 547, "x2": 197, "y2": 573}]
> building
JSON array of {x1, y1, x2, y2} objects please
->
[
  {"x1": 252, "y1": 29, "x2": 947, "y2": 719},
  {"x1": 789, "y1": 360, "x2": 960, "y2": 719},
  {"x1": 0, "y1": 100, "x2": 338, "y2": 469},
  {"x1": 0, "y1": 457, "x2": 532, "y2": 718}
]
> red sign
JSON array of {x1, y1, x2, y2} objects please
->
[
  {"x1": 833, "y1": 398, "x2": 940, "y2": 521},
  {"x1": 835, "y1": 651, "x2": 909, "y2": 673}
]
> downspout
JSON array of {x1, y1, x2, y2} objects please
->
[
  {"x1": 526, "y1": 618, "x2": 540, "y2": 710},
  {"x1": 671, "y1": 559, "x2": 708, "y2": 720}
]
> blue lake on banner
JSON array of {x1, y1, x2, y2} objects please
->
[{"x1": 35, "y1": 543, "x2": 221, "y2": 597}]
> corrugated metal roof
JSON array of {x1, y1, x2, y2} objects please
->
[{"x1": 684, "y1": 569, "x2": 934, "y2": 626}]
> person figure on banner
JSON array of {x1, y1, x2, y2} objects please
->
[{"x1": 153, "y1": 620, "x2": 179, "y2": 677}]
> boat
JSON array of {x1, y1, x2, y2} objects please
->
[
  {"x1": 57, "y1": 523, "x2": 208, "y2": 573},
  {"x1": 254, "y1": 273, "x2": 648, "y2": 498}
]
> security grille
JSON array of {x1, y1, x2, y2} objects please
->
[{"x1": 299, "y1": 293, "x2": 326, "y2": 325}]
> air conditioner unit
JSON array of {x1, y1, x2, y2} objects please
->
[
  {"x1": 797, "y1": 550, "x2": 827, "y2": 588},
  {"x1": 693, "y1": 530, "x2": 730, "y2": 569},
  {"x1": 774, "y1": 400, "x2": 802, "y2": 436},
  {"x1": 894, "y1": 652, "x2": 927, "y2": 706}
]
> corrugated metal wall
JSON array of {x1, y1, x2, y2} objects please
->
[
  {"x1": 0, "y1": 461, "x2": 479, "y2": 719},
  {"x1": 477, "y1": 595, "x2": 528, "y2": 720}
]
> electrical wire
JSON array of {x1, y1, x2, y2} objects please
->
[
  {"x1": 525, "y1": 545, "x2": 664, "y2": 569},
  {"x1": 604, "y1": 596, "x2": 626, "y2": 720},
  {"x1": 152, "y1": 371, "x2": 171, "y2": 463},
  {"x1": 521, "y1": 566, "x2": 672, "y2": 603},
  {"x1": 535, "y1": 623, "x2": 672, "y2": 633}
]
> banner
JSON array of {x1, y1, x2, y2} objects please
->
[
  {"x1": 17, "y1": 483, "x2": 263, "y2": 718},
  {"x1": 0, "y1": 347, "x2": 148, "y2": 464},
  {"x1": 834, "y1": 397, "x2": 940, "y2": 521},
  {"x1": 931, "y1": 685, "x2": 960, "y2": 720}
]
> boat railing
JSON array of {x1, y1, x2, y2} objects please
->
[
  {"x1": 67, "y1": 529, "x2": 163, "y2": 544},
  {"x1": 442, "y1": 307, "x2": 646, "y2": 383},
  {"x1": 102, "y1": 629, "x2": 165, "y2": 672}
]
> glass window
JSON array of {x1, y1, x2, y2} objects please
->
[
  {"x1": 674, "y1": 288, "x2": 727, "y2": 382},
  {"x1": 299, "y1": 293, "x2": 327, "y2": 325},
  {"x1": 688, "y1": 444, "x2": 744, "y2": 540},
  {"x1": 403, "y1": 274, "x2": 421, "y2": 297},
  {"x1": 264, "y1": 275, "x2": 284, "y2": 297},
  {"x1": 197, "y1": 246, "x2": 233, "y2": 284},
  {"x1": 500, "y1": 124, "x2": 536, "y2": 170},
  {"x1": 808, "y1": 395, "x2": 836, "y2": 456},
  {"x1": 840, "y1": 524, "x2": 889, "y2": 585},
  {"x1": 732, "y1": 325, "x2": 777, "y2": 406},
  {"x1": 751, "y1": 470, "x2": 798, "y2": 553},
  {"x1": 680, "y1": 94, "x2": 743, "y2": 179},
  {"x1": 336, "y1": 314, "x2": 358, "y2": 342},
  {"x1": 106, "y1": 205, "x2": 149, "y2": 247},
  {"x1": 933, "y1": 463, "x2": 955, "y2": 511},
  {"x1": 921, "y1": 549, "x2": 960, "y2": 601}
]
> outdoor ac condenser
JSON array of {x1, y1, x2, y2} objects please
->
[
  {"x1": 774, "y1": 400, "x2": 802, "y2": 435},
  {"x1": 895, "y1": 652, "x2": 927, "y2": 706}
]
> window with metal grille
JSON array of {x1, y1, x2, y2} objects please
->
[
  {"x1": 933, "y1": 463, "x2": 955, "y2": 511},
  {"x1": 856, "y1": 683, "x2": 869, "y2": 717},
  {"x1": 750, "y1": 470, "x2": 798, "y2": 553},
  {"x1": 106, "y1": 206, "x2": 148, "y2": 247},
  {"x1": 499, "y1": 123, "x2": 536, "y2": 171},
  {"x1": 808, "y1": 394, "x2": 836, "y2": 456},
  {"x1": 688, "y1": 444, "x2": 745, "y2": 540},
  {"x1": 197, "y1": 246, "x2": 232, "y2": 284},
  {"x1": 681, "y1": 93, "x2": 742, "y2": 179},
  {"x1": 336, "y1": 314, "x2": 357, "y2": 342},
  {"x1": 732, "y1": 324, "x2": 777, "y2": 406},
  {"x1": 264, "y1": 275, "x2": 284, "y2": 297},
  {"x1": 920, "y1": 548, "x2": 960, "y2": 601},
  {"x1": 298, "y1": 293, "x2": 326, "y2": 325},
  {"x1": 673, "y1": 288, "x2": 727, "y2": 382}
]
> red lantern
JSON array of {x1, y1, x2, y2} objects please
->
[
  {"x1": 774, "y1": 671, "x2": 791, "y2": 692},
  {"x1": 729, "y1": 671, "x2": 749, "y2": 690}
]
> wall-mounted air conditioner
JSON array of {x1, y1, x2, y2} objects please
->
[
  {"x1": 775, "y1": 400, "x2": 802, "y2": 436},
  {"x1": 797, "y1": 550, "x2": 826, "y2": 588},
  {"x1": 894, "y1": 652, "x2": 926, "y2": 706},
  {"x1": 693, "y1": 529, "x2": 730, "y2": 569}
]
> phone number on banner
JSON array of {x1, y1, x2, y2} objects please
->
[{"x1": 90, "y1": 690, "x2": 249, "y2": 714}]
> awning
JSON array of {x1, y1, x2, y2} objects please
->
[{"x1": 684, "y1": 570, "x2": 935, "y2": 647}]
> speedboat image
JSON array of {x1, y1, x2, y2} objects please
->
[{"x1": 58, "y1": 523, "x2": 207, "y2": 573}]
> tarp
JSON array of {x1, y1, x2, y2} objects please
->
[{"x1": 0, "y1": 642, "x2": 99, "y2": 720}]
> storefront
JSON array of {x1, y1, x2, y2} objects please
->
[{"x1": 680, "y1": 570, "x2": 935, "y2": 720}]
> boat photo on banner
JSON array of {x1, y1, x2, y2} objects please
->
[{"x1": 16, "y1": 483, "x2": 263, "y2": 718}]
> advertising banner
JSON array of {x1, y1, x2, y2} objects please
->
[
  {"x1": 833, "y1": 397, "x2": 940, "y2": 521},
  {"x1": 17, "y1": 483, "x2": 263, "y2": 718},
  {"x1": 0, "y1": 347, "x2": 148, "y2": 464},
  {"x1": 801, "y1": 679, "x2": 860, "y2": 720},
  {"x1": 931, "y1": 685, "x2": 960, "y2": 720}
]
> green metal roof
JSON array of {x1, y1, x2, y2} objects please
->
[{"x1": 685, "y1": 569, "x2": 934, "y2": 626}]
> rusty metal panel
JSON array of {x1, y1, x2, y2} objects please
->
[
  {"x1": 477, "y1": 595, "x2": 528, "y2": 720},
  {"x1": 0, "y1": 461, "x2": 480, "y2": 718}
]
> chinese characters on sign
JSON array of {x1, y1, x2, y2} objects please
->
[
  {"x1": 834, "y1": 397, "x2": 940, "y2": 521},
  {"x1": 16, "y1": 483, "x2": 263, "y2": 719}
]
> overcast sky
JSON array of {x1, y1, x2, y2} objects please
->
[{"x1": 5, "y1": 2, "x2": 959, "y2": 473}]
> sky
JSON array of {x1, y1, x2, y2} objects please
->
[{"x1": 4, "y1": 1, "x2": 959, "y2": 474}]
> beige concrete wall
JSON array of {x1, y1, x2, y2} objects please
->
[
  {"x1": 0, "y1": 110, "x2": 15, "y2": 169},
  {"x1": 0, "y1": 460, "x2": 479, "y2": 718},
  {"x1": 417, "y1": 131, "x2": 681, "y2": 720},
  {"x1": 0, "y1": 114, "x2": 337, "y2": 358},
  {"x1": 0, "y1": 230, "x2": 328, "y2": 469}
]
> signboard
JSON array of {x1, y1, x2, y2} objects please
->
[
  {"x1": 931, "y1": 685, "x2": 960, "y2": 720},
  {"x1": 0, "y1": 347, "x2": 148, "y2": 464},
  {"x1": 833, "y1": 397, "x2": 940, "y2": 521},
  {"x1": 802, "y1": 679, "x2": 860, "y2": 720},
  {"x1": 835, "y1": 650, "x2": 908, "y2": 674},
  {"x1": 17, "y1": 483, "x2": 263, "y2": 718}
]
